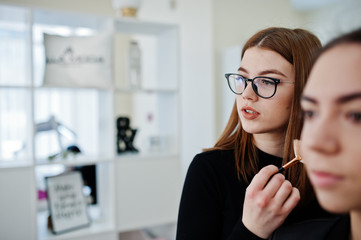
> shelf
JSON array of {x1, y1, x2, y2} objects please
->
[
  {"x1": 32, "y1": 8, "x2": 111, "y2": 30},
  {"x1": 0, "y1": 161, "x2": 33, "y2": 169},
  {"x1": 115, "y1": 152, "x2": 179, "y2": 162},
  {"x1": 37, "y1": 210, "x2": 115, "y2": 240},
  {"x1": 0, "y1": 3, "x2": 180, "y2": 240},
  {"x1": 34, "y1": 85, "x2": 113, "y2": 91},
  {"x1": 114, "y1": 18, "x2": 178, "y2": 35},
  {"x1": 114, "y1": 87, "x2": 178, "y2": 94},
  {"x1": 0, "y1": 85, "x2": 32, "y2": 89},
  {"x1": 35, "y1": 155, "x2": 114, "y2": 167}
]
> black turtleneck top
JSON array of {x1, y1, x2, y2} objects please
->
[{"x1": 176, "y1": 149, "x2": 332, "y2": 240}]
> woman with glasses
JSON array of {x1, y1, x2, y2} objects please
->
[
  {"x1": 176, "y1": 27, "x2": 333, "y2": 240},
  {"x1": 270, "y1": 28, "x2": 361, "y2": 240}
]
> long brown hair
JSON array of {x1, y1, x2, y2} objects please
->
[{"x1": 208, "y1": 27, "x2": 321, "y2": 205}]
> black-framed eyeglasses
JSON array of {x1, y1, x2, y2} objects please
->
[{"x1": 225, "y1": 73, "x2": 295, "y2": 99}]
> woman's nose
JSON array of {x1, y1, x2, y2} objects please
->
[
  {"x1": 241, "y1": 81, "x2": 257, "y2": 100},
  {"x1": 302, "y1": 114, "x2": 340, "y2": 156}
]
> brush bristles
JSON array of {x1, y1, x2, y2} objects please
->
[
  {"x1": 293, "y1": 139, "x2": 302, "y2": 160},
  {"x1": 278, "y1": 139, "x2": 303, "y2": 173}
]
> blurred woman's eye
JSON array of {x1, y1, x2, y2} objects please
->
[
  {"x1": 346, "y1": 111, "x2": 361, "y2": 123},
  {"x1": 302, "y1": 109, "x2": 316, "y2": 120}
]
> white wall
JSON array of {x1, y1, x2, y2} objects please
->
[
  {"x1": 302, "y1": 0, "x2": 361, "y2": 44},
  {"x1": 213, "y1": 0, "x2": 308, "y2": 136},
  {"x1": 213, "y1": 0, "x2": 361, "y2": 136}
]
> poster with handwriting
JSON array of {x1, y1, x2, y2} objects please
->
[{"x1": 46, "y1": 171, "x2": 90, "y2": 234}]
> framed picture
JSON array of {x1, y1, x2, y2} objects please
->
[{"x1": 45, "y1": 171, "x2": 91, "y2": 234}]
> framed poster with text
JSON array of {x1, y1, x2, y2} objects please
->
[{"x1": 46, "y1": 171, "x2": 91, "y2": 234}]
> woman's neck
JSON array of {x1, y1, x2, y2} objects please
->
[
  {"x1": 253, "y1": 133, "x2": 285, "y2": 157},
  {"x1": 350, "y1": 211, "x2": 361, "y2": 240}
]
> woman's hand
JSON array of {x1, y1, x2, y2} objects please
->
[{"x1": 242, "y1": 165, "x2": 300, "y2": 239}]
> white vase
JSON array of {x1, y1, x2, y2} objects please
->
[
  {"x1": 112, "y1": 0, "x2": 142, "y2": 17},
  {"x1": 127, "y1": 40, "x2": 141, "y2": 88}
]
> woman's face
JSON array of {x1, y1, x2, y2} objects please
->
[
  {"x1": 301, "y1": 43, "x2": 361, "y2": 213},
  {"x1": 236, "y1": 47, "x2": 295, "y2": 136}
]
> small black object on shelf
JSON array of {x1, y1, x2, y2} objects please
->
[
  {"x1": 72, "y1": 165, "x2": 97, "y2": 205},
  {"x1": 48, "y1": 144, "x2": 82, "y2": 160},
  {"x1": 116, "y1": 116, "x2": 138, "y2": 154}
]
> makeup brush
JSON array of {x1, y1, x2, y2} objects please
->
[{"x1": 278, "y1": 139, "x2": 302, "y2": 173}]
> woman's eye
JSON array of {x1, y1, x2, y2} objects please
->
[
  {"x1": 303, "y1": 110, "x2": 315, "y2": 120},
  {"x1": 260, "y1": 79, "x2": 275, "y2": 86},
  {"x1": 346, "y1": 112, "x2": 361, "y2": 123}
]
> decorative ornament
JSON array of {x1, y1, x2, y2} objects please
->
[
  {"x1": 112, "y1": 0, "x2": 142, "y2": 18},
  {"x1": 116, "y1": 116, "x2": 139, "y2": 153}
]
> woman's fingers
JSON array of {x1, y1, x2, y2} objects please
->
[
  {"x1": 249, "y1": 165, "x2": 279, "y2": 191},
  {"x1": 281, "y1": 187, "x2": 300, "y2": 213},
  {"x1": 247, "y1": 165, "x2": 287, "y2": 209},
  {"x1": 272, "y1": 179, "x2": 293, "y2": 205},
  {"x1": 271, "y1": 180, "x2": 300, "y2": 212},
  {"x1": 263, "y1": 173, "x2": 286, "y2": 198},
  {"x1": 242, "y1": 165, "x2": 301, "y2": 239}
]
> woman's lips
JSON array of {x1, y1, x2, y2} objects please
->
[
  {"x1": 309, "y1": 170, "x2": 344, "y2": 188},
  {"x1": 241, "y1": 107, "x2": 260, "y2": 120}
]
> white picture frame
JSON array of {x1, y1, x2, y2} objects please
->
[{"x1": 45, "y1": 171, "x2": 91, "y2": 234}]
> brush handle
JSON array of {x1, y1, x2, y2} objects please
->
[
  {"x1": 266, "y1": 158, "x2": 301, "y2": 185},
  {"x1": 277, "y1": 157, "x2": 301, "y2": 174},
  {"x1": 267, "y1": 166, "x2": 286, "y2": 185}
]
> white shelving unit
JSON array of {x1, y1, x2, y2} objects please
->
[{"x1": 0, "y1": 4, "x2": 180, "y2": 240}]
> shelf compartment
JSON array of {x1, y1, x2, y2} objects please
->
[
  {"x1": 115, "y1": 155, "x2": 181, "y2": 232},
  {"x1": 32, "y1": 11, "x2": 112, "y2": 88},
  {"x1": 0, "y1": 88, "x2": 33, "y2": 164},
  {"x1": 0, "y1": 5, "x2": 32, "y2": 87},
  {"x1": 37, "y1": 211, "x2": 116, "y2": 240},
  {"x1": 113, "y1": 26, "x2": 178, "y2": 91},
  {"x1": 114, "y1": 91, "x2": 179, "y2": 156},
  {"x1": 36, "y1": 161, "x2": 116, "y2": 240},
  {"x1": 0, "y1": 167, "x2": 37, "y2": 239},
  {"x1": 33, "y1": 88, "x2": 114, "y2": 162}
]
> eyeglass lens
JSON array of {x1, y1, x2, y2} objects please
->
[{"x1": 228, "y1": 74, "x2": 276, "y2": 98}]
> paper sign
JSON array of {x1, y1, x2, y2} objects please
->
[{"x1": 46, "y1": 171, "x2": 90, "y2": 234}]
